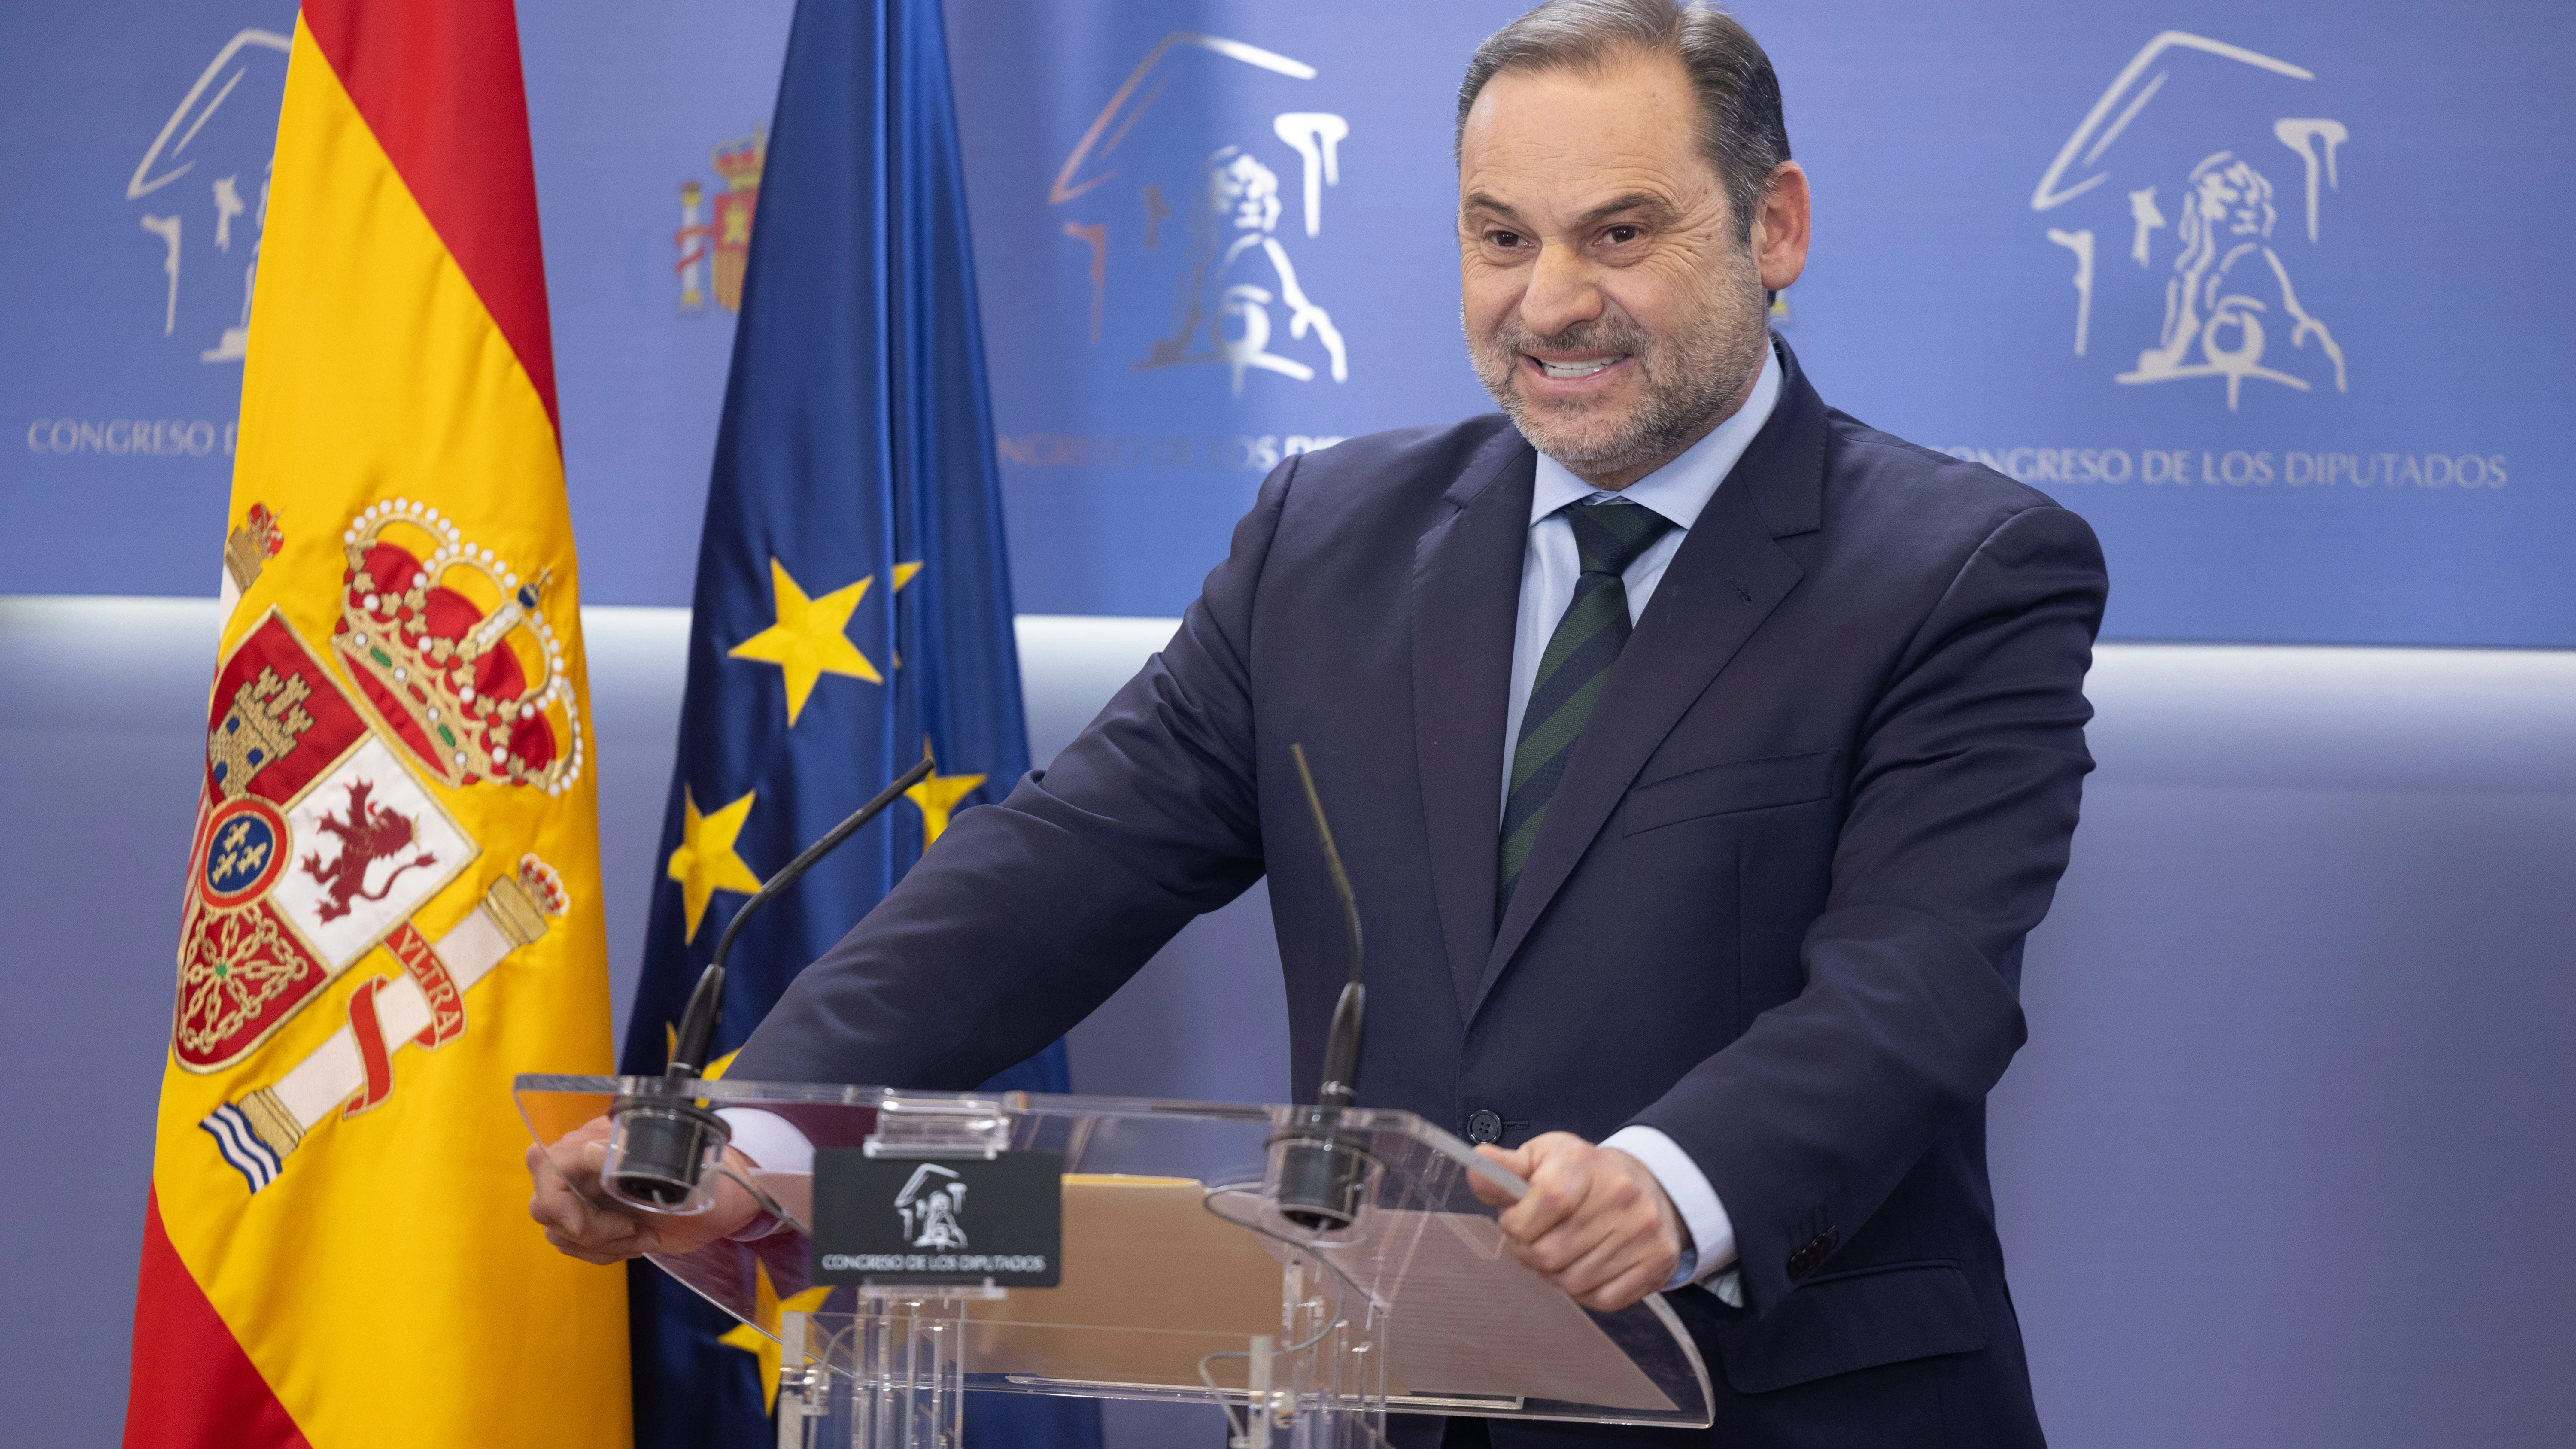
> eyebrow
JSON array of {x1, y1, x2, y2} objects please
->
[{"x1": 1461, "y1": 191, "x2": 1677, "y2": 228}]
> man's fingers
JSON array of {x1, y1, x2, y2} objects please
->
[
  {"x1": 538, "y1": 1191, "x2": 659, "y2": 1264},
  {"x1": 1467, "y1": 1144, "x2": 1527, "y2": 1207},
  {"x1": 1479, "y1": 1135, "x2": 1683, "y2": 1313},
  {"x1": 541, "y1": 1223, "x2": 634, "y2": 1267},
  {"x1": 1573, "y1": 1260, "x2": 1668, "y2": 1313},
  {"x1": 553, "y1": 1239, "x2": 637, "y2": 1267},
  {"x1": 528, "y1": 1114, "x2": 677, "y2": 1264},
  {"x1": 530, "y1": 1173, "x2": 619, "y2": 1244},
  {"x1": 1549, "y1": 1214, "x2": 1662, "y2": 1297},
  {"x1": 1495, "y1": 1134, "x2": 1595, "y2": 1244},
  {"x1": 1515, "y1": 1218, "x2": 1670, "y2": 1311},
  {"x1": 530, "y1": 1152, "x2": 600, "y2": 1221},
  {"x1": 551, "y1": 1137, "x2": 608, "y2": 1191},
  {"x1": 1506, "y1": 1193, "x2": 1623, "y2": 1276},
  {"x1": 527, "y1": 1154, "x2": 587, "y2": 1227}
]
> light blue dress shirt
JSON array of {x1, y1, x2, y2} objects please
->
[{"x1": 1510, "y1": 343, "x2": 1783, "y2": 1304}]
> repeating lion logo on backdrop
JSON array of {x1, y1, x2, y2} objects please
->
[
  {"x1": 1049, "y1": 33, "x2": 1351, "y2": 398},
  {"x1": 2031, "y1": 31, "x2": 2350, "y2": 413},
  {"x1": 129, "y1": 30, "x2": 289, "y2": 368},
  {"x1": 1956, "y1": 30, "x2": 2503, "y2": 493}
]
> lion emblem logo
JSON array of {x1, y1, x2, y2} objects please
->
[
  {"x1": 2031, "y1": 31, "x2": 2352, "y2": 411},
  {"x1": 298, "y1": 777, "x2": 438, "y2": 923}
]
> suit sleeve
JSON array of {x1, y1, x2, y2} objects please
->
[
  {"x1": 1625, "y1": 501, "x2": 2107, "y2": 1315},
  {"x1": 726, "y1": 458, "x2": 1300, "y2": 1090}
]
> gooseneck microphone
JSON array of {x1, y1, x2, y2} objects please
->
[
  {"x1": 667, "y1": 756, "x2": 936, "y2": 1077},
  {"x1": 1294, "y1": 744, "x2": 1366, "y2": 1109},
  {"x1": 1276, "y1": 742, "x2": 1370, "y2": 1231},
  {"x1": 607, "y1": 756, "x2": 937, "y2": 1209}
]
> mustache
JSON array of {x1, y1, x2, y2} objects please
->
[{"x1": 1485, "y1": 316, "x2": 1653, "y2": 358}]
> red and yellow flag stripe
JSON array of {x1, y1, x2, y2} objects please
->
[{"x1": 125, "y1": 3, "x2": 626, "y2": 1446}]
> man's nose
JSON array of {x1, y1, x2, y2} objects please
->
[{"x1": 1519, "y1": 241, "x2": 1604, "y2": 339}]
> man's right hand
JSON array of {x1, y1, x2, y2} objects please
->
[{"x1": 526, "y1": 1115, "x2": 767, "y2": 1264}]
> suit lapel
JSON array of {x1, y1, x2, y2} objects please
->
[
  {"x1": 1410, "y1": 430, "x2": 1536, "y2": 1020},
  {"x1": 1475, "y1": 345, "x2": 1831, "y2": 1015}
]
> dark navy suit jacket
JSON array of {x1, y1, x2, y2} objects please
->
[{"x1": 733, "y1": 341, "x2": 2106, "y2": 1446}]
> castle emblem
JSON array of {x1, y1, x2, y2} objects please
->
[{"x1": 210, "y1": 663, "x2": 313, "y2": 799}]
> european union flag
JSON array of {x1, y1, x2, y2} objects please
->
[{"x1": 617, "y1": 3, "x2": 1094, "y2": 1446}]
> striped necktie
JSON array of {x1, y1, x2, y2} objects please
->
[{"x1": 1498, "y1": 498, "x2": 1677, "y2": 916}]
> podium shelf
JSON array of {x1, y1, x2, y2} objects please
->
[{"x1": 519, "y1": 1075, "x2": 1713, "y2": 1443}]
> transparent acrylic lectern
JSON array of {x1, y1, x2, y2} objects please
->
[{"x1": 518, "y1": 1077, "x2": 1713, "y2": 1449}]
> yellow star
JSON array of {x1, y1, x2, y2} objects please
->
[
  {"x1": 888, "y1": 560, "x2": 925, "y2": 669},
  {"x1": 904, "y1": 748, "x2": 988, "y2": 849},
  {"x1": 667, "y1": 786, "x2": 764, "y2": 942},
  {"x1": 728, "y1": 558, "x2": 883, "y2": 726},
  {"x1": 716, "y1": 1259, "x2": 835, "y2": 1412}
]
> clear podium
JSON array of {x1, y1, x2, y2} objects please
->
[{"x1": 518, "y1": 1076, "x2": 1713, "y2": 1448}]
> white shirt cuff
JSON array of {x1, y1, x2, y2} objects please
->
[
  {"x1": 715, "y1": 1107, "x2": 815, "y2": 1174},
  {"x1": 1601, "y1": 1124, "x2": 1738, "y2": 1299}
]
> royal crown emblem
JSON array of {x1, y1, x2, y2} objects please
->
[
  {"x1": 223, "y1": 503, "x2": 285, "y2": 595},
  {"x1": 328, "y1": 499, "x2": 586, "y2": 794},
  {"x1": 712, "y1": 131, "x2": 766, "y2": 194}
]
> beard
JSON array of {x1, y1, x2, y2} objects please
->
[{"x1": 1466, "y1": 245, "x2": 1771, "y2": 482}]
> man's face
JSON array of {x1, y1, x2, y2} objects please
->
[{"x1": 1458, "y1": 52, "x2": 1772, "y2": 487}]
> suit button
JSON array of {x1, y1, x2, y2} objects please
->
[
  {"x1": 1466, "y1": 1110, "x2": 1504, "y2": 1145},
  {"x1": 1785, "y1": 1228, "x2": 1838, "y2": 1279}
]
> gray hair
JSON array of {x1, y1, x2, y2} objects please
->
[{"x1": 1456, "y1": 0, "x2": 1791, "y2": 241}]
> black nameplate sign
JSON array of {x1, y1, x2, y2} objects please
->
[{"x1": 810, "y1": 1149, "x2": 1063, "y2": 1288}]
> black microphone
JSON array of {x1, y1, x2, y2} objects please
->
[
  {"x1": 607, "y1": 756, "x2": 937, "y2": 1210},
  {"x1": 1275, "y1": 742, "x2": 1370, "y2": 1231}
]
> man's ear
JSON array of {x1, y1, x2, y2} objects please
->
[{"x1": 1753, "y1": 161, "x2": 1811, "y2": 295}]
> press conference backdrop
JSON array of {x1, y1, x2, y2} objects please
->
[
  {"x1": 7, "y1": 1, "x2": 2574, "y2": 1446},
  {"x1": 5, "y1": 0, "x2": 2570, "y2": 642}
]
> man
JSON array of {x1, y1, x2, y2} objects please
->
[{"x1": 534, "y1": 3, "x2": 2104, "y2": 1443}]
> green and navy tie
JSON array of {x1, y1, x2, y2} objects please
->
[{"x1": 1499, "y1": 498, "x2": 1677, "y2": 916}]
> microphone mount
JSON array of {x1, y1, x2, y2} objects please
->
[
  {"x1": 605, "y1": 756, "x2": 937, "y2": 1211},
  {"x1": 1274, "y1": 742, "x2": 1370, "y2": 1231}
]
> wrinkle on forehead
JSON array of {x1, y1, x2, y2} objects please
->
[{"x1": 1457, "y1": 59, "x2": 1728, "y2": 230}]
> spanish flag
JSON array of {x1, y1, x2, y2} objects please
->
[{"x1": 123, "y1": 4, "x2": 628, "y2": 1447}]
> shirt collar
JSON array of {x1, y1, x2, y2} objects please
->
[{"x1": 1529, "y1": 339, "x2": 1784, "y2": 530}]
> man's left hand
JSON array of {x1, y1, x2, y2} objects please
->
[{"x1": 1469, "y1": 1132, "x2": 1685, "y2": 1312}]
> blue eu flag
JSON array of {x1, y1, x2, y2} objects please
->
[{"x1": 617, "y1": 3, "x2": 1094, "y2": 1446}]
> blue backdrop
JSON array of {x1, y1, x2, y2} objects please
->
[
  {"x1": 6, "y1": 7, "x2": 2573, "y2": 1448},
  {"x1": 5, "y1": 0, "x2": 2567, "y2": 644}
]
